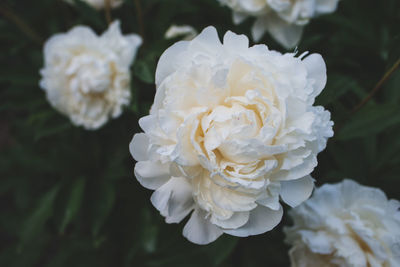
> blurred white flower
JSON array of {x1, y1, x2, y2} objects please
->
[
  {"x1": 285, "y1": 179, "x2": 400, "y2": 267},
  {"x1": 165, "y1": 25, "x2": 198, "y2": 41},
  {"x1": 40, "y1": 21, "x2": 142, "y2": 130},
  {"x1": 130, "y1": 26, "x2": 333, "y2": 244},
  {"x1": 65, "y1": 0, "x2": 123, "y2": 10},
  {"x1": 217, "y1": 0, "x2": 340, "y2": 48}
]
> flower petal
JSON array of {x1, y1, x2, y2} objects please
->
[
  {"x1": 210, "y1": 211, "x2": 250, "y2": 229},
  {"x1": 155, "y1": 41, "x2": 189, "y2": 86},
  {"x1": 303, "y1": 53, "x2": 327, "y2": 100},
  {"x1": 134, "y1": 161, "x2": 170, "y2": 190},
  {"x1": 151, "y1": 177, "x2": 194, "y2": 223},
  {"x1": 224, "y1": 205, "x2": 283, "y2": 237},
  {"x1": 280, "y1": 175, "x2": 314, "y2": 207},
  {"x1": 253, "y1": 15, "x2": 304, "y2": 49},
  {"x1": 232, "y1": 11, "x2": 248, "y2": 24},
  {"x1": 183, "y1": 208, "x2": 224, "y2": 245},
  {"x1": 129, "y1": 133, "x2": 149, "y2": 161}
]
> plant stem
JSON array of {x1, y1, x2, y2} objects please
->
[
  {"x1": 0, "y1": 4, "x2": 43, "y2": 45},
  {"x1": 104, "y1": 0, "x2": 112, "y2": 25},
  {"x1": 352, "y1": 58, "x2": 400, "y2": 113},
  {"x1": 134, "y1": 0, "x2": 145, "y2": 44}
]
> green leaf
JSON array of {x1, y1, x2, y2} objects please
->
[
  {"x1": 317, "y1": 74, "x2": 363, "y2": 105},
  {"x1": 202, "y1": 235, "x2": 238, "y2": 266},
  {"x1": 59, "y1": 178, "x2": 86, "y2": 234},
  {"x1": 91, "y1": 181, "x2": 115, "y2": 236},
  {"x1": 133, "y1": 60, "x2": 155, "y2": 84},
  {"x1": 34, "y1": 122, "x2": 72, "y2": 142},
  {"x1": 19, "y1": 184, "x2": 60, "y2": 249},
  {"x1": 337, "y1": 104, "x2": 400, "y2": 140}
]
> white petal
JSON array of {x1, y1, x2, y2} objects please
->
[
  {"x1": 315, "y1": 0, "x2": 340, "y2": 14},
  {"x1": 134, "y1": 161, "x2": 170, "y2": 190},
  {"x1": 150, "y1": 177, "x2": 194, "y2": 223},
  {"x1": 254, "y1": 15, "x2": 304, "y2": 49},
  {"x1": 224, "y1": 205, "x2": 283, "y2": 237},
  {"x1": 129, "y1": 133, "x2": 149, "y2": 161},
  {"x1": 164, "y1": 25, "x2": 197, "y2": 40},
  {"x1": 211, "y1": 211, "x2": 250, "y2": 229},
  {"x1": 187, "y1": 26, "x2": 222, "y2": 59},
  {"x1": 210, "y1": 181, "x2": 257, "y2": 212},
  {"x1": 223, "y1": 31, "x2": 249, "y2": 52},
  {"x1": 183, "y1": 209, "x2": 224, "y2": 245},
  {"x1": 232, "y1": 12, "x2": 248, "y2": 24},
  {"x1": 155, "y1": 41, "x2": 189, "y2": 86},
  {"x1": 303, "y1": 53, "x2": 327, "y2": 99},
  {"x1": 280, "y1": 175, "x2": 314, "y2": 207},
  {"x1": 251, "y1": 17, "x2": 269, "y2": 42}
]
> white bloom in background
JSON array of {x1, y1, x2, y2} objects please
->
[
  {"x1": 40, "y1": 21, "x2": 142, "y2": 130},
  {"x1": 217, "y1": 0, "x2": 340, "y2": 49},
  {"x1": 165, "y1": 25, "x2": 198, "y2": 41},
  {"x1": 130, "y1": 26, "x2": 333, "y2": 244},
  {"x1": 65, "y1": 0, "x2": 123, "y2": 10},
  {"x1": 285, "y1": 180, "x2": 400, "y2": 267}
]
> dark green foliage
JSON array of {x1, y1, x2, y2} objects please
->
[{"x1": 0, "y1": 0, "x2": 399, "y2": 266}]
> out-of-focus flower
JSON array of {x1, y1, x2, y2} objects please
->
[
  {"x1": 165, "y1": 25, "x2": 198, "y2": 41},
  {"x1": 40, "y1": 21, "x2": 142, "y2": 130},
  {"x1": 65, "y1": 0, "x2": 123, "y2": 10},
  {"x1": 217, "y1": 0, "x2": 340, "y2": 48},
  {"x1": 130, "y1": 26, "x2": 333, "y2": 244},
  {"x1": 285, "y1": 179, "x2": 400, "y2": 267}
]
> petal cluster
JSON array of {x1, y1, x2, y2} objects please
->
[
  {"x1": 130, "y1": 26, "x2": 333, "y2": 244},
  {"x1": 285, "y1": 180, "x2": 400, "y2": 267},
  {"x1": 40, "y1": 21, "x2": 142, "y2": 130},
  {"x1": 217, "y1": 0, "x2": 340, "y2": 48}
]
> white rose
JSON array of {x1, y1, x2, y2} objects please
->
[
  {"x1": 285, "y1": 179, "x2": 400, "y2": 267},
  {"x1": 40, "y1": 21, "x2": 142, "y2": 130},
  {"x1": 65, "y1": 0, "x2": 123, "y2": 10},
  {"x1": 130, "y1": 26, "x2": 333, "y2": 244},
  {"x1": 217, "y1": 0, "x2": 340, "y2": 48}
]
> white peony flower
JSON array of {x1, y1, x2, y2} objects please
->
[
  {"x1": 285, "y1": 179, "x2": 400, "y2": 267},
  {"x1": 165, "y1": 25, "x2": 198, "y2": 41},
  {"x1": 40, "y1": 21, "x2": 142, "y2": 130},
  {"x1": 130, "y1": 26, "x2": 333, "y2": 244},
  {"x1": 65, "y1": 0, "x2": 123, "y2": 10},
  {"x1": 217, "y1": 0, "x2": 340, "y2": 49}
]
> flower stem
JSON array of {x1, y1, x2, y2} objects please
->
[
  {"x1": 134, "y1": 0, "x2": 145, "y2": 44},
  {"x1": 104, "y1": 0, "x2": 112, "y2": 25},
  {"x1": 352, "y1": 58, "x2": 400, "y2": 113},
  {"x1": 0, "y1": 3, "x2": 43, "y2": 45}
]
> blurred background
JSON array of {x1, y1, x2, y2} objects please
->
[{"x1": 1, "y1": 0, "x2": 399, "y2": 266}]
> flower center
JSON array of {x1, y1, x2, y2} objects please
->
[{"x1": 66, "y1": 54, "x2": 112, "y2": 95}]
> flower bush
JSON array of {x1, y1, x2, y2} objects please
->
[{"x1": 1, "y1": 0, "x2": 400, "y2": 266}]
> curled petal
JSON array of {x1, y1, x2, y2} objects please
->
[
  {"x1": 224, "y1": 205, "x2": 283, "y2": 237},
  {"x1": 280, "y1": 175, "x2": 314, "y2": 207},
  {"x1": 183, "y1": 208, "x2": 224, "y2": 245},
  {"x1": 151, "y1": 177, "x2": 194, "y2": 223},
  {"x1": 134, "y1": 161, "x2": 170, "y2": 190},
  {"x1": 129, "y1": 133, "x2": 149, "y2": 161}
]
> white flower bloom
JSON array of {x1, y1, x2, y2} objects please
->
[
  {"x1": 165, "y1": 25, "x2": 198, "y2": 41},
  {"x1": 130, "y1": 26, "x2": 333, "y2": 244},
  {"x1": 65, "y1": 0, "x2": 123, "y2": 10},
  {"x1": 217, "y1": 0, "x2": 340, "y2": 48},
  {"x1": 40, "y1": 21, "x2": 142, "y2": 130},
  {"x1": 285, "y1": 179, "x2": 400, "y2": 267}
]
